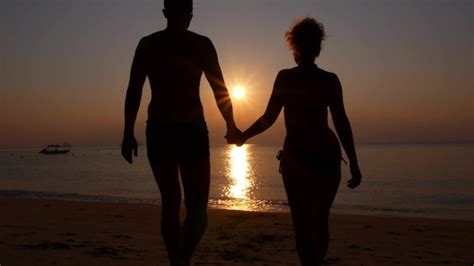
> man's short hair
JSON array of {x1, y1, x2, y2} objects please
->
[{"x1": 164, "y1": 0, "x2": 193, "y2": 11}]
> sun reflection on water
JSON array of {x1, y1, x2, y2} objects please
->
[
  {"x1": 226, "y1": 145, "x2": 252, "y2": 199},
  {"x1": 215, "y1": 145, "x2": 282, "y2": 212},
  {"x1": 222, "y1": 145, "x2": 256, "y2": 210}
]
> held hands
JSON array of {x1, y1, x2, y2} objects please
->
[
  {"x1": 121, "y1": 134, "x2": 138, "y2": 164},
  {"x1": 225, "y1": 126, "x2": 246, "y2": 147}
]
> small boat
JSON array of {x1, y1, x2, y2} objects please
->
[{"x1": 39, "y1": 145, "x2": 70, "y2": 155}]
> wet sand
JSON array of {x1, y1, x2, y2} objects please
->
[{"x1": 0, "y1": 197, "x2": 472, "y2": 265}]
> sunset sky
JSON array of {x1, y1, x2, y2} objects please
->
[{"x1": 1, "y1": 0, "x2": 472, "y2": 148}]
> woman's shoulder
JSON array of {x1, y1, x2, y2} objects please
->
[
  {"x1": 277, "y1": 66, "x2": 340, "y2": 87},
  {"x1": 316, "y1": 67, "x2": 343, "y2": 96},
  {"x1": 316, "y1": 66, "x2": 339, "y2": 81},
  {"x1": 276, "y1": 67, "x2": 305, "y2": 81},
  {"x1": 274, "y1": 68, "x2": 293, "y2": 83}
]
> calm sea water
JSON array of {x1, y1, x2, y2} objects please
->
[{"x1": 0, "y1": 144, "x2": 473, "y2": 220}]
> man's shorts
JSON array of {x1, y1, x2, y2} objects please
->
[{"x1": 146, "y1": 117, "x2": 210, "y2": 162}]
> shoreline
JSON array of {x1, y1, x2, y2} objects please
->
[
  {"x1": 1, "y1": 197, "x2": 473, "y2": 265},
  {"x1": 1, "y1": 189, "x2": 472, "y2": 222}
]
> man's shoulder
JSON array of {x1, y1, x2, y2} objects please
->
[
  {"x1": 186, "y1": 30, "x2": 213, "y2": 46},
  {"x1": 186, "y1": 30, "x2": 207, "y2": 38},
  {"x1": 140, "y1": 30, "x2": 212, "y2": 45},
  {"x1": 140, "y1": 30, "x2": 166, "y2": 42},
  {"x1": 277, "y1": 68, "x2": 294, "y2": 78}
]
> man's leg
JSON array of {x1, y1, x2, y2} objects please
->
[
  {"x1": 179, "y1": 156, "x2": 211, "y2": 260},
  {"x1": 149, "y1": 160, "x2": 183, "y2": 265}
]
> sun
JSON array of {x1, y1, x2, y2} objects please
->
[{"x1": 232, "y1": 86, "x2": 246, "y2": 100}]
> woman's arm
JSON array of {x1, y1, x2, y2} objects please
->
[
  {"x1": 329, "y1": 74, "x2": 362, "y2": 188},
  {"x1": 240, "y1": 71, "x2": 285, "y2": 145}
]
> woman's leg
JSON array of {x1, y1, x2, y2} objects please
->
[
  {"x1": 179, "y1": 156, "x2": 211, "y2": 261},
  {"x1": 149, "y1": 160, "x2": 183, "y2": 265},
  {"x1": 311, "y1": 166, "x2": 341, "y2": 264},
  {"x1": 281, "y1": 153, "x2": 317, "y2": 266}
]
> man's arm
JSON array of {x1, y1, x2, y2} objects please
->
[
  {"x1": 202, "y1": 38, "x2": 240, "y2": 141},
  {"x1": 122, "y1": 38, "x2": 147, "y2": 164}
]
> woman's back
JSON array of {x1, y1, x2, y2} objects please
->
[{"x1": 279, "y1": 64, "x2": 340, "y2": 151}]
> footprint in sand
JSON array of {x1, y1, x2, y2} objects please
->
[
  {"x1": 112, "y1": 234, "x2": 132, "y2": 239},
  {"x1": 20, "y1": 241, "x2": 72, "y2": 250}
]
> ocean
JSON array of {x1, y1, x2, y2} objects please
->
[{"x1": 0, "y1": 144, "x2": 473, "y2": 220}]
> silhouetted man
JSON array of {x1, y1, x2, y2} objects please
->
[{"x1": 121, "y1": 0, "x2": 240, "y2": 264}]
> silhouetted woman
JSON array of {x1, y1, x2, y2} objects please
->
[{"x1": 238, "y1": 18, "x2": 362, "y2": 265}]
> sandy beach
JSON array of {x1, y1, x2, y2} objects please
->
[{"x1": 0, "y1": 197, "x2": 472, "y2": 265}]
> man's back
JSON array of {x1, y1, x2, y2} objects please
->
[{"x1": 135, "y1": 30, "x2": 217, "y2": 121}]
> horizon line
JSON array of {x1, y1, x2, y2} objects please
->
[{"x1": 1, "y1": 140, "x2": 474, "y2": 150}]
